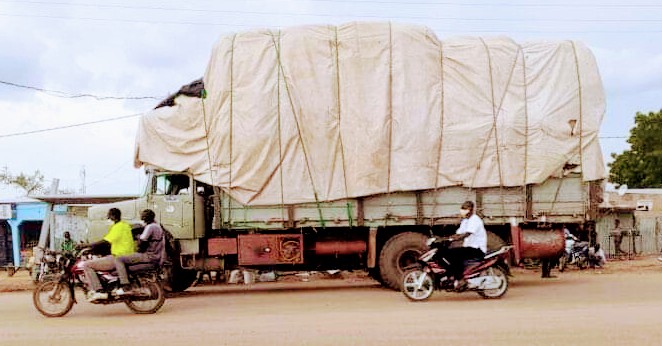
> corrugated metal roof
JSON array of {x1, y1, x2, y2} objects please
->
[
  {"x1": 31, "y1": 194, "x2": 139, "y2": 204},
  {"x1": 0, "y1": 196, "x2": 44, "y2": 204}
]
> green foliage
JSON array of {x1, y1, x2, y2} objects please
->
[
  {"x1": 0, "y1": 168, "x2": 45, "y2": 195},
  {"x1": 609, "y1": 109, "x2": 662, "y2": 188}
]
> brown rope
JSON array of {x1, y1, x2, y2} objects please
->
[
  {"x1": 519, "y1": 44, "x2": 530, "y2": 218},
  {"x1": 227, "y1": 33, "x2": 237, "y2": 228},
  {"x1": 270, "y1": 30, "x2": 326, "y2": 228},
  {"x1": 432, "y1": 38, "x2": 446, "y2": 226},
  {"x1": 385, "y1": 22, "x2": 394, "y2": 227},
  {"x1": 570, "y1": 41, "x2": 586, "y2": 215},
  {"x1": 333, "y1": 27, "x2": 353, "y2": 226}
]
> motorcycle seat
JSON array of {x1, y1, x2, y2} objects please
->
[
  {"x1": 107, "y1": 263, "x2": 158, "y2": 276},
  {"x1": 127, "y1": 263, "x2": 158, "y2": 272}
]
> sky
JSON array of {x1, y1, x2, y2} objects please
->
[{"x1": 0, "y1": 0, "x2": 661, "y2": 197}]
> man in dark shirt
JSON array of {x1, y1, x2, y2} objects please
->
[{"x1": 114, "y1": 209, "x2": 165, "y2": 295}]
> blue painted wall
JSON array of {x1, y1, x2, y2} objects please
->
[{"x1": 4, "y1": 202, "x2": 48, "y2": 266}]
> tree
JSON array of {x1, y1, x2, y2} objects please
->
[
  {"x1": 0, "y1": 168, "x2": 45, "y2": 195},
  {"x1": 609, "y1": 110, "x2": 662, "y2": 188}
]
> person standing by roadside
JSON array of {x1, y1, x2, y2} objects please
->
[
  {"x1": 610, "y1": 219, "x2": 625, "y2": 256},
  {"x1": 60, "y1": 231, "x2": 76, "y2": 255}
]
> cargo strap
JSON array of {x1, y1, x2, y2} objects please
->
[{"x1": 271, "y1": 31, "x2": 326, "y2": 228}]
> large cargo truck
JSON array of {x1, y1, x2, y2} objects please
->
[{"x1": 88, "y1": 22, "x2": 606, "y2": 291}]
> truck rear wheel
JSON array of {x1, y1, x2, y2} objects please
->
[
  {"x1": 486, "y1": 231, "x2": 510, "y2": 265},
  {"x1": 378, "y1": 232, "x2": 428, "y2": 290}
]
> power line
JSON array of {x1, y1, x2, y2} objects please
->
[
  {"x1": 3, "y1": 7, "x2": 662, "y2": 24},
  {"x1": 294, "y1": 0, "x2": 662, "y2": 7},
  {"x1": 3, "y1": 0, "x2": 662, "y2": 22},
  {"x1": 85, "y1": 160, "x2": 132, "y2": 189},
  {"x1": 0, "y1": 80, "x2": 161, "y2": 100},
  {"x1": 2, "y1": 12, "x2": 662, "y2": 33},
  {"x1": 4, "y1": 0, "x2": 662, "y2": 9},
  {"x1": 0, "y1": 113, "x2": 141, "y2": 138}
]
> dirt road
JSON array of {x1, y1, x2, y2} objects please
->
[{"x1": 2, "y1": 261, "x2": 662, "y2": 346}]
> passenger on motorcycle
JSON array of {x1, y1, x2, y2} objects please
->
[
  {"x1": 77, "y1": 208, "x2": 135, "y2": 301},
  {"x1": 447, "y1": 201, "x2": 487, "y2": 290},
  {"x1": 114, "y1": 209, "x2": 166, "y2": 296}
]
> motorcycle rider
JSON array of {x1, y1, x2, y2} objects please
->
[
  {"x1": 114, "y1": 209, "x2": 166, "y2": 296},
  {"x1": 78, "y1": 208, "x2": 135, "y2": 301},
  {"x1": 447, "y1": 201, "x2": 487, "y2": 290}
]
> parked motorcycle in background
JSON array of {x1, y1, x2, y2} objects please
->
[
  {"x1": 32, "y1": 248, "x2": 67, "y2": 283},
  {"x1": 558, "y1": 241, "x2": 589, "y2": 271},
  {"x1": 402, "y1": 237, "x2": 512, "y2": 301},
  {"x1": 32, "y1": 248, "x2": 166, "y2": 317}
]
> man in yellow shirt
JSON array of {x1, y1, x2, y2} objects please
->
[{"x1": 81, "y1": 208, "x2": 135, "y2": 301}]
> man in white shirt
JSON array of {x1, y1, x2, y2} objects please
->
[{"x1": 447, "y1": 201, "x2": 487, "y2": 289}]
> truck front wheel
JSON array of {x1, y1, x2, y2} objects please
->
[
  {"x1": 162, "y1": 230, "x2": 198, "y2": 292},
  {"x1": 378, "y1": 232, "x2": 428, "y2": 290},
  {"x1": 163, "y1": 264, "x2": 197, "y2": 293}
]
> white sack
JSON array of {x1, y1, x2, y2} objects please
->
[{"x1": 135, "y1": 22, "x2": 606, "y2": 206}]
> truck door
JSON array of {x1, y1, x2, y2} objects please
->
[{"x1": 149, "y1": 173, "x2": 195, "y2": 239}]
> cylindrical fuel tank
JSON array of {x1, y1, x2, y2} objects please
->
[
  {"x1": 314, "y1": 240, "x2": 367, "y2": 255},
  {"x1": 519, "y1": 228, "x2": 564, "y2": 259}
]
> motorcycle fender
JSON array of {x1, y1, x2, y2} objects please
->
[{"x1": 467, "y1": 275, "x2": 503, "y2": 290}]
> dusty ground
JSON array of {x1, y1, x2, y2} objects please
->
[{"x1": 2, "y1": 256, "x2": 662, "y2": 345}]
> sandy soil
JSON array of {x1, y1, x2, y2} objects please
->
[{"x1": 2, "y1": 256, "x2": 662, "y2": 345}]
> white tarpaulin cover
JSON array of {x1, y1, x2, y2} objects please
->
[{"x1": 135, "y1": 22, "x2": 605, "y2": 206}]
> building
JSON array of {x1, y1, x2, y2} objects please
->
[
  {"x1": 0, "y1": 196, "x2": 48, "y2": 267},
  {"x1": 1, "y1": 194, "x2": 139, "y2": 268},
  {"x1": 598, "y1": 188, "x2": 662, "y2": 257}
]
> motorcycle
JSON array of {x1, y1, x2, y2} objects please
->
[
  {"x1": 32, "y1": 248, "x2": 166, "y2": 317},
  {"x1": 558, "y1": 241, "x2": 589, "y2": 272},
  {"x1": 402, "y1": 237, "x2": 512, "y2": 301},
  {"x1": 33, "y1": 248, "x2": 67, "y2": 283}
]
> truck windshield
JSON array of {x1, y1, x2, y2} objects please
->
[{"x1": 153, "y1": 174, "x2": 190, "y2": 195}]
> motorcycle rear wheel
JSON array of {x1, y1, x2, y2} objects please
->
[
  {"x1": 33, "y1": 281, "x2": 74, "y2": 317},
  {"x1": 402, "y1": 269, "x2": 434, "y2": 301},
  {"x1": 478, "y1": 266, "x2": 509, "y2": 299},
  {"x1": 125, "y1": 280, "x2": 166, "y2": 314}
]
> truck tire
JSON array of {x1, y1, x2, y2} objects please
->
[
  {"x1": 368, "y1": 267, "x2": 385, "y2": 285},
  {"x1": 486, "y1": 231, "x2": 510, "y2": 265},
  {"x1": 378, "y1": 232, "x2": 428, "y2": 290},
  {"x1": 163, "y1": 265, "x2": 198, "y2": 293},
  {"x1": 486, "y1": 231, "x2": 507, "y2": 252},
  {"x1": 162, "y1": 229, "x2": 198, "y2": 293}
]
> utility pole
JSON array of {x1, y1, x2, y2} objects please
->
[{"x1": 80, "y1": 166, "x2": 86, "y2": 194}]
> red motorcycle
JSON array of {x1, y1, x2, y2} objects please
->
[
  {"x1": 33, "y1": 249, "x2": 166, "y2": 317},
  {"x1": 402, "y1": 237, "x2": 512, "y2": 301}
]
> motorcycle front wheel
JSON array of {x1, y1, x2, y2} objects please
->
[
  {"x1": 402, "y1": 268, "x2": 434, "y2": 301},
  {"x1": 33, "y1": 280, "x2": 74, "y2": 317},
  {"x1": 125, "y1": 279, "x2": 166, "y2": 314},
  {"x1": 478, "y1": 266, "x2": 509, "y2": 299}
]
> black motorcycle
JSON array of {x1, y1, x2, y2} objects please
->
[
  {"x1": 402, "y1": 237, "x2": 512, "y2": 301},
  {"x1": 558, "y1": 241, "x2": 589, "y2": 272}
]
